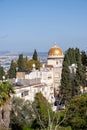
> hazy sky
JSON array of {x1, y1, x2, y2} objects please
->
[{"x1": 0, "y1": 0, "x2": 87, "y2": 52}]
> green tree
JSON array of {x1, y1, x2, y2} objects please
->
[
  {"x1": 10, "y1": 97, "x2": 34, "y2": 130},
  {"x1": 75, "y1": 48, "x2": 81, "y2": 65},
  {"x1": 34, "y1": 60, "x2": 41, "y2": 70},
  {"x1": 0, "y1": 81, "x2": 14, "y2": 106},
  {"x1": 64, "y1": 94, "x2": 87, "y2": 130},
  {"x1": 32, "y1": 49, "x2": 38, "y2": 61},
  {"x1": 0, "y1": 81, "x2": 14, "y2": 129},
  {"x1": 74, "y1": 49, "x2": 86, "y2": 93},
  {"x1": 81, "y1": 51, "x2": 87, "y2": 66},
  {"x1": 17, "y1": 54, "x2": 25, "y2": 71},
  {"x1": 61, "y1": 60, "x2": 72, "y2": 103},
  {"x1": 25, "y1": 59, "x2": 41, "y2": 70},
  {"x1": 32, "y1": 92, "x2": 72, "y2": 130},
  {"x1": 24, "y1": 59, "x2": 35, "y2": 70},
  {"x1": 64, "y1": 48, "x2": 84, "y2": 66},
  {"x1": 31, "y1": 92, "x2": 53, "y2": 130},
  {"x1": 64, "y1": 48, "x2": 76, "y2": 66},
  {"x1": 63, "y1": 48, "x2": 86, "y2": 96},
  {"x1": 74, "y1": 64, "x2": 86, "y2": 94},
  {"x1": 8, "y1": 60, "x2": 16, "y2": 78},
  {"x1": 0, "y1": 66, "x2": 5, "y2": 80}
]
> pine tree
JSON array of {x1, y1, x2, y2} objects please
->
[
  {"x1": 61, "y1": 60, "x2": 72, "y2": 103},
  {"x1": 32, "y1": 49, "x2": 38, "y2": 61}
]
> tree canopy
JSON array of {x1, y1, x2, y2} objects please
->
[
  {"x1": 0, "y1": 81, "x2": 14, "y2": 106},
  {"x1": 10, "y1": 97, "x2": 34, "y2": 130},
  {"x1": 32, "y1": 49, "x2": 38, "y2": 61},
  {"x1": 64, "y1": 94, "x2": 87, "y2": 130},
  {"x1": 61, "y1": 48, "x2": 86, "y2": 103},
  {"x1": 17, "y1": 54, "x2": 25, "y2": 71},
  {"x1": 0, "y1": 66, "x2": 5, "y2": 80},
  {"x1": 8, "y1": 60, "x2": 17, "y2": 78},
  {"x1": 31, "y1": 92, "x2": 53, "y2": 129},
  {"x1": 81, "y1": 51, "x2": 87, "y2": 66},
  {"x1": 61, "y1": 60, "x2": 72, "y2": 103}
]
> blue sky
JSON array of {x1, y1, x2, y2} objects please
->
[{"x1": 0, "y1": 0, "x2": 87, "y2": 52}]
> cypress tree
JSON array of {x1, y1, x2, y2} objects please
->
[
  {"x1": 65, "y1": 48, "x2": 76, "y2": 66},
  {"x1": 64, "y1": 53, "x2": 70, "y2": 65},
  {"x1": 61, "y1": 60, "x2": 72, "y2": 103},
  {"x1": 81, "y1": 51, "x2": 87, "y2": 66},
  {"x1": 75, "y1": 48, "x2": 81, "y2": 65},
  {"x1": 17, "y1": 54, "x2": 25, "y2": 71},
  {"x1": 74, "y1": 63, "x2": 86, "y2": 94},
  {"x1": 8, "y1": 60, "x2": 16, "y2": 78},
  {"x1": 73, "y1": 49, "x2": 86, "y2": 94},
  {"x1": 32, "y1": 49, "x2": 38, "y2": 61},
  {"x1": 63, "y1": 48, "x2": 86, "y2": 96},
  {"x1": 0, "y1": 66, "x2": 5, "y2": 80}
]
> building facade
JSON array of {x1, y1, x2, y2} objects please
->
[{"x1": 14, "y1": 44, "x2": 64, "y2": 110}]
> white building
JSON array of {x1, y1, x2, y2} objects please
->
[
  {"x1": 47, "y1": 45, "x2": 64, "y2": 94},
  {"x1": 14, "y1": 45, "x2": 64, "y2": 110}
]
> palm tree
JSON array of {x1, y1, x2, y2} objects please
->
[
  {"x1": 0, "y1": 81, "x2": 14, "y2": 129},
  {"x1": 0, "y1": 81, "x2": 14, "y2": 106}
]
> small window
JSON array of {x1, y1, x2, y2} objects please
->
[{"x1": 21, "y1": 91, "x2": 29, "y2": 97}]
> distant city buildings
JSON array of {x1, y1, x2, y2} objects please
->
[{"x1": 0, "y1": 52, "x2": 47, "y2": 72}]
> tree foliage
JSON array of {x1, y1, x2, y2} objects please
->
[
  {"x1": 0, "y1": 81, "x2": 14, "y2": 106},
  {"x1": 8, "y1": 60, "x2": 17, "y2": 78},
  {"x1": 81, "y1": 51, "x2": 87, "y2": 66},
  {"x1": 74, "y1": 64, "x2": 86, "y2": 88},
  {"x1": 8, "y1": 50, "x2": 41, "y2": 78},
  {"x1": 31, "y1": 92, "x2": 53, "y2": 129},
  {"x1": 17, "y1": 52, "x2": 40, "y2": 71},
  {"x1": 10, "y1": 92, "x2": 73, "y2": 130},
  {"x1": 32, "y1": 49, "x2": 38, "y2": 61},
  {"x1": 64, "y1": 48, "x2": 82, "y2": 66},
  {"x1": 74, "y1": 49, "x2": 86, "y2": 91},
  {"x1": 25, "y1": 59, "x2": 41, "y2": 70},
  {"x1": 61, "y1": 60, "x2": 72, "y2": 103},
  {"x1": 64, "y1": 94, "x2": 87, "y2": 130},
  {"x1": 0, "y1": 66, "x2": 5, "y2": 80},
  {"x1": 61, "y1": 48, "x2": 86, "y2": 102},
  {"x1": 17, "y1": 54, "x2": 25, "y2": 71},
  {"x1": 64, "y1": 48, "x2": 76, "y2": 65},
  {"x1": 10, "y1": 97, "x2": 34, "y2": 130}
]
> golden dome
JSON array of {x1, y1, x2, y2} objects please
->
[{"x1": 48, "y1": 45, "x2": 63, "y2": 56}]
